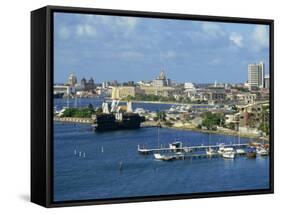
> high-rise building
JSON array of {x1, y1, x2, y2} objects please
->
[
  {"x1": 81, "y1": 78, "x2": 87, "y2": 90},
  {"x1": 102, "y1": 81, "x2": 109, "y2": 89},
  {"x1": 248, "y1": 62, "x2": 264, "y2": 90},
  {"x1": 264, "y1": 75, "x2": 270, "y2": 89},
  {"x1": 68, "y1": 73, "x2": 77, "y2": 87},
  {"x1": 80, "y1": 77, "x2": 95, "y2": 91}
]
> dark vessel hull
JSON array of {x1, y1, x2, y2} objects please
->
[{"x1": 95, "y1": 113, "x2": 145, "y2": 132}]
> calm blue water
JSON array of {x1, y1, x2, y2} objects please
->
[
  {"x1": 54, "y1": 98, "x2": 172, "y2": 112},
  {"x1": 53, "y1": 123, "x2": 269, "y2": 202}
]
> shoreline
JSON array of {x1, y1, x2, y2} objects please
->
[
  {"x1": 111, "y1": 99, "x2": 206, "y2": 106},
  {"x1": 53, "y1": 118, "x2": 269, "y2": 142}
]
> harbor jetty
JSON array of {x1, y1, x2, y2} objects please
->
[
  {"x1": 137, "y1": 143, "x2": 249, "y2": 161},
  {"x1": 54, "y1": 116, "x2": 94, "y2": 124},
  {"x1": 138, "y1": 143, "x2": 248, "y2": 155}
]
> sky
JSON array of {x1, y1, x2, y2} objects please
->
[{"x1": 54, "y1": 12, "x2": 270, "y2": 84}]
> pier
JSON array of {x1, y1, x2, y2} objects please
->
[
  {"x1": 138, "y1": 143, "x2": 248, "y2": 155},
  {"x1": 54, "y1": 116, "x2": 94, "y2": 124}
]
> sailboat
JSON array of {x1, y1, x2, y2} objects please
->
[
  {"x1": 206, "y1": 134, "x2": 217, "y2": 156},
  {"x1": 236, "y1": 128, "x2": 246, "y2": 155},
  {"x1": 153, "y1": 123, "x2": 174, "y2": 161},
  {"x1": 257, "y1": 114, "x2": 269, "y2": 156}
]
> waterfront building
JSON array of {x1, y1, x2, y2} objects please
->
[
  {"x1": 206, "y1": 86, "x2": 226, "y2": 102},
  {"x1": 184, "y1": 82, "x2": 196, "y2": 97},
  {"x1": 152, "y1": 70, "x2": 170, "y2": 87},
  {"x1": 111, "y1": 80, "x2": 118, "y2": 86},
  {"x1": 140, "y1": 85, "x2": 175, "y2": 97},
  {"x1": 111, "y1": 86, "x2": 144, "y2": 99},
  {"x1": 236, "y1": 93, "x2": 256, "y2": 104},
  {"x1": 81, "y1": 78, "x2": 87, "y2": 90},
  {"x1": 237, "y1": 102, "x2": 267, "y2": 128},
  {"x1": 87, "y1": 78, "x2": 95, "y2": 90},
  {"x1": 80, "y1": 77, "x2": 95, "y2": 91},
  {"x1": 54, "y1": 84, "x2": 74, "y2": 96},
  {"x1": 137, "y1": 80, "x2": 151, "y2": 87},
  {"x1": 264, "y1": 75, "x2": 270, "y2": 89},
  {"x1": 184, "y1": 82, "x2": 195, "y2": 90},
  {"x1": 248, "y1": 62, "x2": 265, "y2": 90},
  {"x1": 68, "y1": 73, "x2": 77, "y2": 87},
  {"x1": 166, "y1": 78, "x2": 171, "y2": 87},
  {"x1": 102, "y1": 81, "x2": 109, "y2": 89},
  {"x1": 225, "y1": 113, "x2": 240, "y2": 129}
]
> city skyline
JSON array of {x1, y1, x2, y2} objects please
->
[{"x1": 54, "y1": 12, "x2": 270, "y2": 83}]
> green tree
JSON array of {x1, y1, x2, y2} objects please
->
[
  {"x1": 201, "y1": 112, "x2": 224, "y2": 130},
  {"x1": 157, "y1": 111, "x2": 166, "y2": 121}
]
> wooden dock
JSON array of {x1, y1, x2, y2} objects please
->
[{"x1": 137, "y1": 143, "x2": 248, "y2": 155}]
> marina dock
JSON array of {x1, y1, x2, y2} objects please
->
[{"x1": 138, "y1": 143, "x2": 248, "y2": 154}]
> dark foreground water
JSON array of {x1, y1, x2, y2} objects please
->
[{"x1": 53, "y1": 123, "x2": 269, "y2": 202}]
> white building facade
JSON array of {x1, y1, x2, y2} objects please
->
[{"x1": 248, "y1": 62, "x2": 264, "y2": 89}]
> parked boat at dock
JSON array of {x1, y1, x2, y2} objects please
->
[
  {"x1": 154, "y1": 153, "x2": 174, "y2": 161},
  {"x1": 206, "y1": 147, "x2": 217, "y2": 156},
  {"x1": 256, "y1": 146, "x2": 269, "y2": 156},
  {"x1": 247, "y1": 147, "x2": 257, "y2": 158},
  {"x1": 236, "y1": 148, "x2": 246, "y2": 155},
  {"x1": 222, "y1": 148, "x2": 235, "y2": 159},
  {"x1": 218, "y1": 143, "x2": 225, "y2": 155},
  {"x1": 169, "y1": 141, "x2": 183, "y2": 152}
]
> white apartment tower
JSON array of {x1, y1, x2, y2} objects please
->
[
  {"x1": 68, "y1": 73, "x2": 77, "y2": 87},
  {"x1": 248, "y1": 62, "x2": 264, "y2": 89}
]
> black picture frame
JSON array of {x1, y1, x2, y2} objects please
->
[{"x1": 31, "y1": 5, "x2": 274, "y2": 208}]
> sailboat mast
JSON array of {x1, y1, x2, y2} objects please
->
[
  {"x1": 238, "y1": 126, "x2": 240, "y2": 145},
  {"x1": 157, "y1": 125, "x2": 160, "y2": 148}
]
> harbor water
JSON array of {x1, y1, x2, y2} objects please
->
[
  {"x1": 53, "y1": 122, "x2": 269, "y2": 202},
  {"x1": 54, "y1": 97, "x2": 173, "y2": 112}
]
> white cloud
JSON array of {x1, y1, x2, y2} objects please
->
[
  {"x1": 80, "y1": 15, "x2": 139, "y2": 38},
  {"x1": 252, "y1": 25, "x2": 269, "y2": 51},
  {"x1": 76, "y1": 24, "x2": 97, "y2": 37},
  {"x1": 229, "y1": 33, "x2": 243, "y2": 48},
  {"x1": 201, "y1": 22, "x2": 225, "y2": 37},
  {"x1": 160, "y1": 51, "x2": 176, "y2": 59},
  {"x1": 58, "y1": 26, "x2": 70, "y2": 40},
  {"x1": 116, "y1": 17, "x2": 138, "y2": 29}
]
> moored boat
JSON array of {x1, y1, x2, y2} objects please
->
[
  {"x1": 169, "y1": 141, "x2": 183, "y2": 152},
  {"x1": 236, "y1": 148, "x2": 246, "y2": 155},
  {"x1": 217, "y1": 143, "x2": 225, "y2": 155},
  {"x1": 154, "y1": 153, "x2": 174, "y2": 161},
  {"x1": 206, "y1": 147, "x2": 217, "y2": 155},
  {"x1": 222, "y1": 148, "x2": 235, "y2": 159},
  {"x1": 247, "y1": 147, "x2": 257, "y2": 158},
  {"x1": 256, "y1": 146, "x2": 269, "y2": 156}
]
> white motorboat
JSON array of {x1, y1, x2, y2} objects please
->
[
  {"x1": 169, "y1": 141, "x2": 183, "y2": 151},
  {"x1": 218, "y1": 143, "x2": 225, "y2": 155},
  {"x1": 154, "y1": 153, "x2": 174, "y2": 161},
  {"x1": 154, "y1": 153, "x2": 164, "y2": 160},
  {"x1": 236, "y1": 148, "x2": 246, "y2": 155},
  {"x1": 222, "y1": 148, "x2": 235, "y2": 159},
  {"x1": 206, "y1": 147, "x2": 217, "y2": 155},
  {"x1": 256, "y1": 147, "x2": 269, "y2": 156}
]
